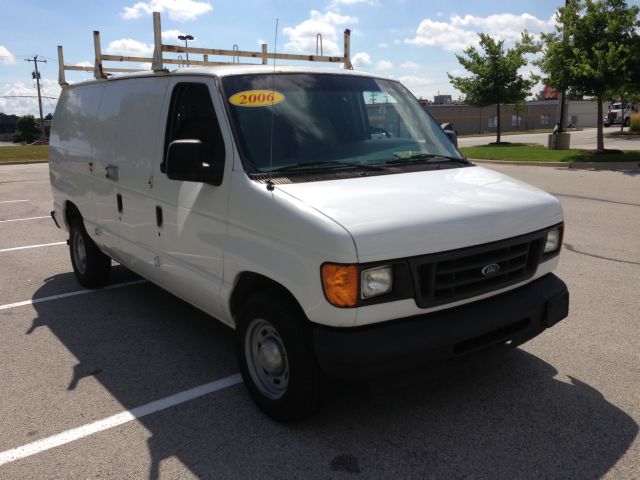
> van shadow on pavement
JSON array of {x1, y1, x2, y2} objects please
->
[{"x1": 29, "y1": 270, "x2": 638, "y2": 478}]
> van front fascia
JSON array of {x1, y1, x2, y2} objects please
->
[{"x1": 332, "y1": 223, "x2": 563, "y2": 309}]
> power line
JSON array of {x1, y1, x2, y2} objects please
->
[
  {"x1": 39, "y1": 86, "x2": 58, "y2": 110},
  {"x1": 0, "y1": 95, "x2": 58, "y2": 99}
]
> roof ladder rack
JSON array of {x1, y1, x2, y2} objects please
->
[{"x1": 58, "y1": 11, "x2": 353, "y2": 86}]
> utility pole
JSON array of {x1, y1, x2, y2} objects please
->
[{"x1": 25, "y1": 55, "x2": 47, "y2": 137}]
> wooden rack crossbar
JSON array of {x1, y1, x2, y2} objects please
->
[{"x1": 58, "y1": 11, "x2": 352, "y2": 86}]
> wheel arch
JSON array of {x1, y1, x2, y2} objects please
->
[
  {"x1": 229, "y1": 272, "x2": 306, "y2": 324},
  {"x1": 64, "y1": 200, "x2": 82, "y2": 229}
]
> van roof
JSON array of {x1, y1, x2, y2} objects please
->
[{"x1": 66, "y1": 64, "x2": 392, "y2": 88}]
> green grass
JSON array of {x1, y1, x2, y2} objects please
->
[
  {"x1": 459, "y1": 143, "x2": 640, "y2": 163},
  {"x1": 0, "y1": 145, "x2": 49, "y2": 163}
]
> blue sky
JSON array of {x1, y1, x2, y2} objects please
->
[{"x1": 0, "y1": 0, "x2": 617, "y2": 116}]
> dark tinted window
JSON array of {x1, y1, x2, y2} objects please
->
[{"x1": 163, "y1": 83, "x2": 225, "y2": 172}]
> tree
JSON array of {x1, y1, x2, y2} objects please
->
[
  {"x1": 537, "y1": 0, "x2": 640, "y2": 151},
  {"x1": 11, "y1": 115, "x2": 41, "y2": 144},
  {"x1": 448, "y1": 32, "x2": 540, "y2": 143}
]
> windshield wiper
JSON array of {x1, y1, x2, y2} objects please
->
[
  {"x1": 382, "y1": 153, "x2": 471, "y2": 165},
  {"x1": 271, "y1": 160, "x2": 388, "y2": 173}
]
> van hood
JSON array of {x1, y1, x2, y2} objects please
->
[{"x1": 276, "y1": 166, "x2": 563, "y2": 262}]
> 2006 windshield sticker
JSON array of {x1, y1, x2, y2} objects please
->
[{"x1": 229, "y1": 90, "x2": 285, "y2": 107}]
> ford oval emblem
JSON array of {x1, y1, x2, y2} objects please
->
[{"x1": 481, "y1": 263, "x2": 500, "y2": 276}]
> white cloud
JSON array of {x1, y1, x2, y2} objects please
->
[
  {"x1": 377, "y1": 42, "x2": 389, "y2": 48},
  {"x1": 106, "y1": 39, "x2": 154, "y2": 56},
  {"x1": 0, "y1": 45, "x2": 15, "y2": 64},
  {"x1": 397, "y1": 75, "x2": 432, "y2": 87},
  {"x1": 329, "y1": 0, "x2": 379, "y2": 7},
  {"x1": 395, "y1": 75, "x2": 436, "y2": 99},
  {"x1": 257, "y1": 38, "x2": 266, "y2": 46},
  {"x1": 351, "y1": 52, "x2": 371, "y2": 68},
  {"x1": 75, "y1": 61, "x2": 93, "y2": 68},
  {"x1": 400, "y1": 61, "x2": 419, "y2": 69},
  {"x1": 405, "y1": 19, "x2": 479, "y2": 51},
  {"x1": 162, "y1": 29, "x2": 186, "y2": 41},
  {"x1": 376, "y1": 59, "x2": 393, "y2": 70},
  {"x1": 283, "y1": 10, "x2": 358, "y2": 56},
  {"x1": 0, "y1": 79, "x2": 61, "y2": 116},
  {"x1": 122, "y1": 0, "x2": 212, "y2": 21},
  {"x1": 405, "y1": 13, "x2": 556, "y2": 52}
]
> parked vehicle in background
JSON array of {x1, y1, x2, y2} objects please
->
[
  {"x1": 604, "y1": 102, "x2": 635, "y2": 127},
  {"x1": 441, "y1": 122, "x2": 458, "y2": 147}
]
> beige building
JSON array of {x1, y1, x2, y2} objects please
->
[{"x1": 422, "y1": 99, "x2": 599, "y2": 135}]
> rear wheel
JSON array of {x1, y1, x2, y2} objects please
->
[
  {"x1": 69, "y1": 218, "x2": 111, "y2": 288},
  {"x1": 236, "y1": 291, "x2": 325, "y2": 422}
]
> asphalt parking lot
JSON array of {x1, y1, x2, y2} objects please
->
[{"x1": 0, "y1": 162, "x2": 638, "y2": 479}]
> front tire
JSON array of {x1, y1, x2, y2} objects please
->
[
  {"x1": 69, "y1": 218, "x2": 111, "y2": 288},
  {"x1": 236, "y1": 291, "x2": 325, "y2": 422}
]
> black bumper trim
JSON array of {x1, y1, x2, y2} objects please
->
[{"x1": 312, "y1": 273, "x2": 569, "y2": 379}]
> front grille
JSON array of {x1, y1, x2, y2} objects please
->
[{"x1": 409, "y1": 230, "x2": 547, "y2": 308}]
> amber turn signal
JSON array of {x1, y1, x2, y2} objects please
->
[{"x1": 321, "y1": 263, "x2": 358, "y2": 308}]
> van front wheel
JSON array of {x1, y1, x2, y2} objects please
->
[
  {"x1": 69, "y1": 218, "x2": 111, "y2": 288},
  {"x1": 236, "y1": 291, "x2": 324, "y2": 422}
]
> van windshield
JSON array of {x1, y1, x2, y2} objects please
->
[{"x1": 221, "y1": 73, "x2": 463, "y2": 173}]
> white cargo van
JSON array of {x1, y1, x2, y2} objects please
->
[{"x1": 49, "y1": 64, "x2": 569, "y2": 421}]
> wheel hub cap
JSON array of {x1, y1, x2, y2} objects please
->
[
  {"x1": 259, "y1": 338, "x2": 284, "y2": 375},
  {"x1": 244, "y1": 318, "x2": 289, "y2": 400}
]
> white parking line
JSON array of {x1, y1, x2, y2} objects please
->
[
  {"x1": 0, "y1": 279, "x2": 147, "y2": 311},
  {"x1": 0, "y1": 216, "x2": 49, "y2": 223},
  {"x1": 0, "y1": 242, "x2": 66, "y2": 253},
  {"x1": 0, "y1": 199, "x2": 29, "y2": 204},
  {"x1": 0, "y1": 373, "x2": 243, "y2": 466}
]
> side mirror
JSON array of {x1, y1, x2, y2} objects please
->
[
  {"x1": 165, "y1": 139, "x2": 223, "y2": 185},
  {"x1": 444, "y1": 129, "x2": 458, "y2": 148}
]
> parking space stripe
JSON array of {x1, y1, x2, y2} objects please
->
[
  {"x1": 0, "y1": 242, "x2": 66, "y2": 253},
  {"x1": 0, "y1": 200, "x2": 29, "y2": 204},
  {"x1": 0, "y1": 216, "x2": 49, "y2": 223},
  {"x1": 0, "y1": 280, "x2": 147, "y2": 311},
  {"x1": 0, "y1": 373, "x2": 243, "y2": 466}
]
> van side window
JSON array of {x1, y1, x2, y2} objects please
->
[{"x1": 162, "y1": 83, "x2": 225, "y2": 173}]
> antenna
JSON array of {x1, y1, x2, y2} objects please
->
[{"x1": 266, "y1": 18, "x2": 279, "y2": 192}]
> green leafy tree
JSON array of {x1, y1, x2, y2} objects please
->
[
  {"x1": 537, "y1": 0, "x2": 640, "y2": 150},
  {"x1": 448, "y1": 32, "x2": 540, "y2": 143},
  {"x1": 11, "y1": 115, "x2": 42, "y2": 144}
]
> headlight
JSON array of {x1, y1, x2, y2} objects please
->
[
  {"x1": 361, "y1": 265, "x2": 393, "y2": 299},
  {"x1": 544, "y1": 228, "x2": 561, "y2": 253}
]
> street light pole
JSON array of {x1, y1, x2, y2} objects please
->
[{"x1": 178, "y1": 34, "x2": 194, "y2": 66}]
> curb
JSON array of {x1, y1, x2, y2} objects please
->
[
  {"x1": 0, "y1": 160, "x2": 48, "y2": 166},
  {"x1": 471, "y1": 159, "x2": 640, "y2": 171}
]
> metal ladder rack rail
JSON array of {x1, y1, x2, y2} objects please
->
[{"x1": 58, "y1": 11, "x2": 352, "y2": 86}]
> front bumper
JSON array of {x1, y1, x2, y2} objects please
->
[{"x1": 313, "y1": 273, "x2": 569, "y2": 379}]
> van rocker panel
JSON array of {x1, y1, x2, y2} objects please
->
[{"x1": 312, "y1": 273, "x2": 569, "y2": 379}]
